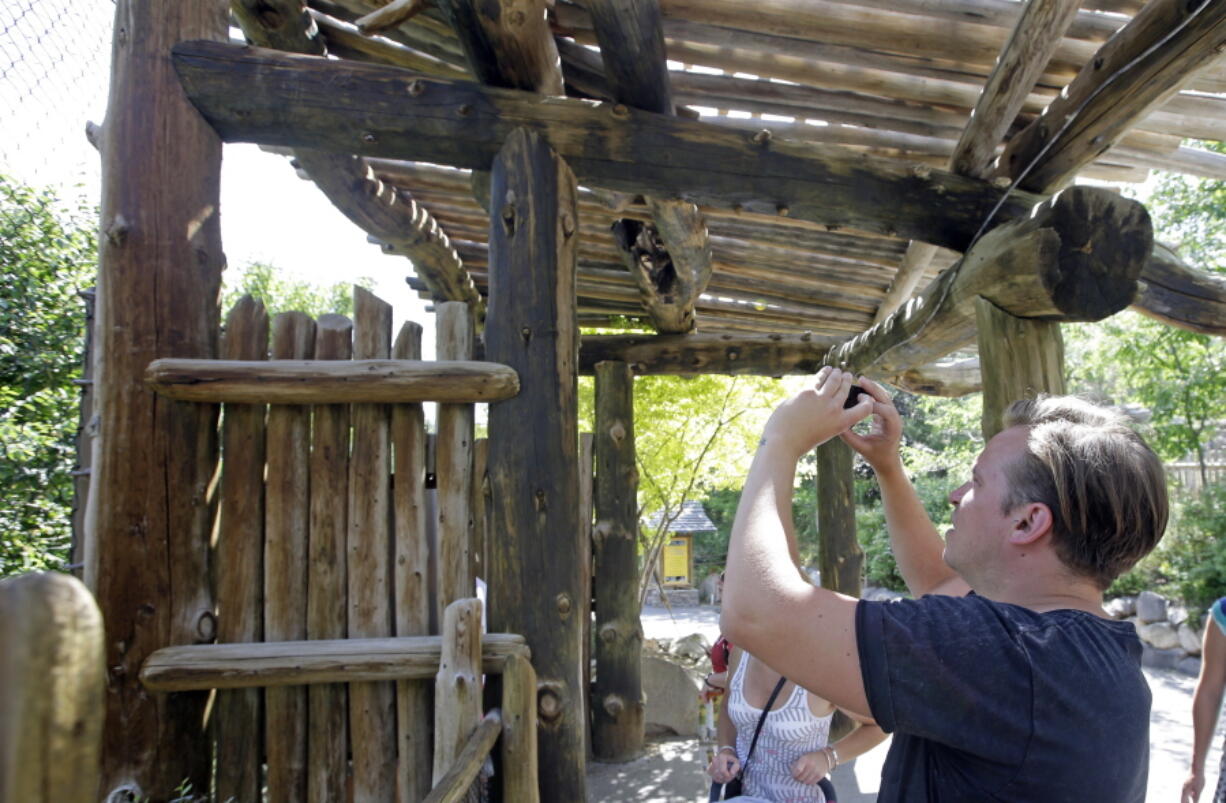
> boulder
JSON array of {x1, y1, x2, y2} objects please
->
[
  {"x1": 1137, "y1": 621, "x2": 1180, "y2": 651},
  {"x1": 1178, "y1": 656, "x2": 1203, "y2": 678},
  {"x1": 1104, "y1": 596, "x2": 1136, "y2": 619},
  {"x1": 672, "y1": 632, "x2": 711, "y2": 663},
  {"x1": 1141, "y1": 645, "x2": 1183, "y2": 671},
  {"x1": 698, "y1": 572, "x2": 722, "y2": 605},
  {"x1": 1169, "y1": 604, "x2": 1189, "y2": 627},
  {"x1": 1179, "y1": 622, "x2": 1203, "y2": 655},
  {"x1": 641, "y1": 655, "x2": 700, "y2": 737},
  {"x1": 1136, "y1": 591, "x2": 1168, "y2": 624}
]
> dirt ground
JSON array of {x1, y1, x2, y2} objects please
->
[{"x1": 585, "y1": 604, "x2": 1217, "y2": 802}]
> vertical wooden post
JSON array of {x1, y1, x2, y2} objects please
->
[
  {"x1": 349, "y1": 287, "x2": 397, "y2": 801},
  {"x1": 975, "y1": 298, "x2": 1067, "y2": 440},
  {"x1": 816, "y1": 438, "x2": 860, "y2": 597},
  {"x1": 393, "y1": 321, "x2": 432, "y2": 803},
  {"x1": 308, "y1": 314, "x2": 352, "y2": 803},
  {"x1": 215, "y1": 297, "x2": 268, "y2": 803},
  {"x1": 500, "y1": 652, "x2": 540, "y2": 803},
  {"x1": 433, "y1": 599, "x2": 483, "y2": 786},
  {"x1": 265, "y1": 311, "x2": 315, "y2": 802},
  {"x1": 86, "y1": 0, "x2": 227, "y2": 795},
  {"x1": 0, "y1": 573, "x2": 104, "y2": 803},
  {"x1": 577, "y1": 431, "x2": 594, "y2": 759},
  {"x1": 470, "y1": 438, "x2": 490, "y2": 587},
  {"x1": 486, "y1": 128, "x2": 586, "y2": 802},
  {"x1": 436, "y1": 301, "x2": 475, "y2": 618},
  {"x1": 70, "y1": 287, "x2": 96, "y2": 576},
  {"x1": 591, "y1": 361, "x2": 644, "y2": 761}
]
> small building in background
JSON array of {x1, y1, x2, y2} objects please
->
[{"x1": 646, "y1": 500, "x2": 716, "y2": 589}]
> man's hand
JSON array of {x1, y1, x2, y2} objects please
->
[
  {"x1": 707, "y1": 748, "x2": 741, "y2": 784},
  {"x1": 790, "y1": 749, "x2": 832, "y2": 785},
  {"x1": 839, "y1": 376, "x2": 903, "y2": 472},
  {"x1": 761, "y1": 367, "x2": 874, "y2": 461}
]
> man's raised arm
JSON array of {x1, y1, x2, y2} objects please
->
[{"x1": 840, "y1": 379, "x2": 969, "y2": 598}]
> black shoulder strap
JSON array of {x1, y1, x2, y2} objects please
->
[{"x1": 742, "y1": 675, "x2": 787, "y2": 771}]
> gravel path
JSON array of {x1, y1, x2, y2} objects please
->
[{"x1": 586, "y1": 605, "x2": 1218, "y2": 802}]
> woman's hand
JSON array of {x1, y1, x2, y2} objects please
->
[
  {"x1": 790, "y1": 749, "x2": 832, "y2": 785},
  {"x1": 1182, "y1": 770, "x2": 1204, "y2": 803},
  {"x1": 838, "y1": 376, "x2": 903, "y2": 472},
  {"x1": 761, "y1": 367, "x2": 873, "y2": 461},
  {"x1": 707, "y1": 747, "x2": 741, "y2": 784}
]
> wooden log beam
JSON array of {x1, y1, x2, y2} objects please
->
[
  {"x1": 435, "y1": 303, "x2": 476, "y2": 618},
  {"x1": 0, "y1": 573, "x2": 105, "y2": 803},
  {"x1": 591, "y1": 362, "x2": 645, "y2": 760},
  {"x1": 577, "y1": 333, "x2": 841, "y2": 375},
  {"x1": 424, "y1": 709, "x2": 503, "y2": 803},
  {"x1": 146, "y1": 358, "x2": 520, "y2": 403},
  {"x1": 440, "y1": 0, "x2": 563, "y2": 94},
  {"x1": 170, "y1": 41, "x2": 1042, "y2": 251},
  {"x1": 500, "y1": 652, "x2": 541, "y2": 803},
  {"x1": 998, "y1": 0, "x2": 1226, "y2": 193},
  {"x1": 356, "y1": 0, "x2": 431, "y2": 34},
  {"x1": 890, "y1": 357, "x2": 983, "y2": 397},
  {"x1": 485, "y1": 129, "x2": 587, "y2": 802},
  {"x1": 975, "y1": 298, "x2": 1066, "y2": 439},
  {"x1": 433, "y1": 599, "x2": 483, "y2": 789},
  {"x1": 816, "y1": 439, "x2": 859, "y2": 596},
  {"x1": 140, "y1": 635, "x2": 531, "y2": 691},
  {"x1": 1134, "y1": 242, "x2": 1226, "y2": 336},
  {"x1": 825, "y1": 187, "x2": 1152, "y2": 377}
]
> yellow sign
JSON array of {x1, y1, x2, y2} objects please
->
[{"x1": 662, "y1": 536, "x2": 690, "y2": 585}]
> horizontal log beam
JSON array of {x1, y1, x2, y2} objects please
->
[
  {"x1": 171, "y1": 41, "x2": 1040, "y2": 251},
  {"x1": 1134, "y1": 243, "x2": 1226, "y2": 336},
  {"x1": 140, "y1": 635, "x2": 529, "y2": 692},
  {"x1": 145, "y1": 358, "x2": 519, "y2": 403},
  {"x1": 576, "y1": 332, "x2": 842, "y2": 375}
]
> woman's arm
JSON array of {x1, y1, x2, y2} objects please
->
[
  {"x1": 1185, "y1": 616, "x2": 1226, "y2": 803},
  {"x1": 791, "y1": 708, "x2": 888, "y2": 785},
  {"x1": 707, "y1": 649, "x2": 742, "y2": 783}
]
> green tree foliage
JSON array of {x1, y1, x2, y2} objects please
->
[
  {"x1": 221, "y1": 260, "x2": 369, "y2": 320},
  {"x1": 1143, "y1": 140, "x2": 1226, "y2": 268},
  {"x1": 0, "y1": 176, "x2": 96, "y2": 576}
]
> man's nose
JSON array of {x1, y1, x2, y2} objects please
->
[{"x1": 949, "y1": 483, "x2": 969, "y2": 506}]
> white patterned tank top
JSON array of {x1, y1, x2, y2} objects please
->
[{"x1": 727, "y1": 654, "x2": 832, "y2": 803}]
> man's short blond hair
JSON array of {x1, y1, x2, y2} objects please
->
[{"x1": 1001, "y1": 396, "x2": 1168, "y2": 589}]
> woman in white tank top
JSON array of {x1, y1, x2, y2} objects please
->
[{"x1": 706, "y1": 647, "x2": 887, "y2": 802}]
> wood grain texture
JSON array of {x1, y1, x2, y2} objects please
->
[
  {"x1": 440, "y1": 0, "x2": 563, "y2": 94},
  {"x1": 436, "y1": 303, "x2": 475, "y2": 621},
  {"x1": 424, "y1": 710, "x2": 502, "y2": 803},
  {"x1": 433, "y1": 600, "x2": 484, "y2": 788},
  {"x1": 499, "y1": 651, "x2": 541, "y2": 803},
  {"x1": 816, "y1": 439, "x2": 860, "y2": 596},
  {"x1": 975, "y1": 298, "x2": 1066, "y2": 440}
]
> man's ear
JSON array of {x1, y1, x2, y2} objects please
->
[{"x1": 1009, "y1": 502, "x2": 1053, "y2": 545}]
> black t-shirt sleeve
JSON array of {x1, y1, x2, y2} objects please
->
[{"x1": 856, "y1": 595, "x2": 1034, "y2": 764}]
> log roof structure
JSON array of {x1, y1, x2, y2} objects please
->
[{"x1": 214, "y1": 0, "x2": 1226, "y2": 395}]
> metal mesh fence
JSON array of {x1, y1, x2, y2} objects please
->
[{"x1": 1, "y1": 0, "x2": 114, "y2": 198}]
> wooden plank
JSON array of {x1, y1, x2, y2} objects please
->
[
  {"x1": 392, "y1": 321, "x2": 432, "y2": 803},
  {"x1": 998, "y1": 0, "x2": 1226, "y2": 192},
  {"x1": 577, "y1": 332, "x2": 842, "y2": 375},
  {"x1": 308, "y1": 313, "x2": 352, "y2": 803},
  {"x1": 975, "y1": 298, "x2": 1066, "y2": 439},
  {"x1": 439, "y1": 0, "x2": 563, "y2": 94},
  {"x1": 816, "y1": 439, "x2": 860, "y2": 596},
  {"x1": 265, "y1": 312, "x2": 315, "y2": 803},
  {"x1": 433, "y1": 599, "x2": 484, "y2": 789},
  {"x1": 470, "y1": 437, "x2": 489, "y2": 587},
  {"x1": 424, "y1": 709, "x2": 502, "y2": 803},
  {"x1": 356, "y1": 0, "x2": 431, "y2": 34},
  {"x1": 87, "y1": 3, "x2": 225, "y2": 797},
  {"x1": 825, "y1": 187, "x2": 1151, "y2": 376},
  {"x1": 499, "y1": 652, "x2": 540, "y2": 803},
  {"x1": 591, "y1": 362, "x2": 645, "y2": 760},
  {"x1": 146, "y1": 358, "x2": 520, "y2": 403},
  {"x1": 578, "y1": 431, "x2": 594, "y2": 761},
  {"x1": 0, "y1": 573, "x2": 104, "y2": 803},
  {"x1": 215, "y1": 297, "x2": 269, "y2": 803},
  {"x1": 348, "y1": 286, "x2": 397, "y2": 803},
  {"x1": 485, "y1": 129, "x2": 587, "y2": 802},
  {"x1": 436, "y1": 302, "x2": 476, "y2": 619},
  {"x1": 140, "y1": 635, "x2": 531, "y2": 691},
  {"x1": 170, "y1": 41, "x2": 1042, "y2": 252}
]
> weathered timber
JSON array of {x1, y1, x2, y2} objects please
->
[
  {"x1": 578, "y1": 431, "x2": 594, "y2": 759},
  {"x1": 307, "y1": 313, "x2": 351, "y2": 803},
  {"x1": 0, "y1": 573, "x2": 104, "y2": 803},
  {"x1": 1134, "y1": 243, "x2": 1226, "y2": 336},
  {"x1": 825, "y1": 187, "x2": 1152, "y2": 377},
  {"x1": 470, "y1": 437, "x2": 489, "y2": 589},
  {"x1": 500, "y1": 651, "x2": 541, "y2": 802},
  {"x1": 890, "y1": 357, "x2": 983, "y2": 397},
  {"x1": 434, "y1": 599, "x2": 483, "y2": 791},
  {"x1": 577, "y1": 333, "x2": 842, "y2": 375},
  {"x1": 140, "y1": 635, "x2": 531, "y2": 691},
  {"x1": 874, "y1": 242, "x2": 941, "y2": 326},
  {"x1": 70, "y1": 288, "x2": 96, "y2": 575},
  {"x1": 392, "y1": 321, "x2": 432, "y2": 803},
  {"x1": 146, "y1": 357, "x2": 519, "y2": 403},
  {"x1": 348, "y1": 287, "x2": 396, "y2": 802},
  {"x1": 312, "y1": 10, "x2": 469, "y2": 77},
  {"x1": 975, "y1": 298, "x2": 1066, "y2": 440},
  {"x1": 592, "y1": 362, "x2": 645, "y2": 760},
  {"x1": 424, "y1": 709, "x2": 502, "y2": 803},
  {"x1": 265, "y1": 312, "x2": 314, "y2": 803},
  {"x1": 87, "y1": 3, "x2": 225, "y2": 797},
  {"x1": 356, "y1": 0, "x2": 430, "y2": 34},
  {"x1": 816, "y1": 439, "x2": 860, "y2": 596},
  {"x1": 436, "y1": 303, "x2": 476, "y2": 620},
  {"x1": 171, "y1": 41, "x2": 1043, "y2": 250},
  {"x1": 312, "y1": 0, "x2": 469, "y2": 66},
  {"x1": 998, "y1": 0, "x2": 1226, "y2": 192},
  {"x1": 215, "y1": 296, "x2": 268, "y2": 803},
  {"x1": 440, "y1": 0, "x2": 563, "y2": 93},
  {"x1": 485, "y1": 129, "x2": 587, "y2": 801}
]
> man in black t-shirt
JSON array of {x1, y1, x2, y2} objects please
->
[{"x1": 721, "y1": 367, "x2": 1168, "y2": 802}]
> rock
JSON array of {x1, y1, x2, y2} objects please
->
[
  {"x1": 1178, "y1": 656, "x2": 1203, "y2": 678},
  {"x1": 1104, "y1": 596, "x2": 1136, "y2": 619},
  {"x1": 643, "y1": 638, "x2": 669, "y2": 656},
  {"x1": 1168, "y1": 604, "x2": 1189, "y2": 627},
  {"x1": 698, "y1": 571, "x2": 722, "y2": 605},
  {"x1": 641, "y1": 655, "x2": 700, "y2": 737},
  {"x1": 1137, "y1": 621, "x2": 1180, "y2": 650},
  {"x1": 1136, "y1": 591, "x2": 1168, "y2": 624},
  {"x1": 672, "y1": 633, "x2": 710, "y2": 663},
  {"x1": 1179, "y1": 622, "x2": 1203, "y2": 655},
  {"x1": 1141, "y1": 645, "x2": 1183, "y2": 671}
]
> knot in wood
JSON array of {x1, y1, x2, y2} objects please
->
[
  {"x1": 751, "y1": 129, "x2": 772, "y2": 145},
  {"x1": 603, "y1": 694, "x2": 626, "y2": 717},
  {"x1": 599, "y1": 622, "x2": 620, "y2": 643},
  {"x1": 609, "y1": 421, "x2": 626, "y2": 443},
  {"x1": 611, "y1": 103, "x2": 630, "y2": 119},
  {"x1": 457, "y1": 104, "x2": 473, "y2": 117},
  {"x1": 537, "y1": 683, "x2": 564, "y2": 724},
  {"x1": 105, "y1": 215, "x2": 129, "y2": 247},
  {"x1": 534, "y1": 488, "x2": 547, "y2": 512},
  {"x1": 407, "y1": 80, "x2": 425, "y2": 97},
  {"x1": 561, "y1": 211, "x2": 576, "y2": 237},
  {"x1": 910, "y1": 164, "x2": 931, "y2": 180},
  {"x1": 555, "y1": 592, "x2": 572, "y2": 619},
  {"x1": 991, "y1": 175, "x2": 1012, "y2": 189},
  {"x1": 361, "y1": 131, "x2": 378, "y2": 144},
  {"x1": 776, "y1": 204, "x2": 790, "y2": 216},
  {"x1": 195, "y1": 610, "x2": 217, "y2": 642}
]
